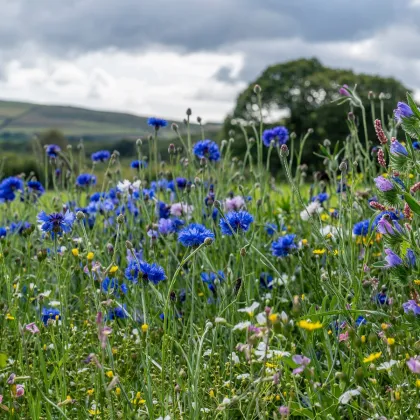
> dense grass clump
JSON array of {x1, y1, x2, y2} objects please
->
[{"x1": 1, "y1": 87, "x2": 420, "y2": 419}]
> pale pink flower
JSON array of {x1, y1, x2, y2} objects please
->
[
  {"x1": 25, "y1": 322, "x2": 40, "y2": 334},
  {"x1": 225, "y1": 196, "x2": 245, "y2": 212},
  {"x1": 170, "y1": 202, "x2": 194, "y2": 217},
  {"x1": 15, "y1": 385, "x2": 24, "y2": 398},
  {"x1": 339, "y1": 331, "x2": 349, "y2": 342}
]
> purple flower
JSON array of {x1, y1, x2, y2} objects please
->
[
  {"x1": 279, "y1": 406, "x2": 290, "y2": 416},
  {"x1": 403, "y1": 300, "x2": 420, "y2": 315},
  {"x1": 376, "y1": 217, "x2": 401, "y2": 235},
  {"x1": 384, "y1": 248, "x2": 403, "y2": 267},
  {"x1": 407, "y1": 248, "x2": 416, "y2": 266},
  {"x1": 46, "y1": 144, "x2": 61, "y2": 158},
  {"x1": 390, "y1": 139, "x2": 408, "y2": 156},
  {"x1": 407, "y1": 357, "x2": 420, "y2": 374},
  {"x1": 394, "y1": 102, "x2": 414, "y2": 123},
  {"x1": 339, "y1": 84, "x2": 350, "y2": 96},
  {"x1": 292, "y1": 354, "x2": 311, "y2": 375},
  {"x1": 374, "y1": 176, "x2": 393, "y2": 192},
  {"x1": 25, "y1": 322, "x2": 40, "y2": 334},
  {"x1": 158, "y1": 218, "x2": 174, "y2": 235}
]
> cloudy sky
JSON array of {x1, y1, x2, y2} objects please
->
[{"x1": 1, "y1": 0, "x2": 420, "y2": 121}]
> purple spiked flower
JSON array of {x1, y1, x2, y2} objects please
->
[
  {"x1": 384, "y1": 248, "x2": 403, "y2": 267},
  {"x1": 374, "y1": 176, "x2": 393, "y2": 192}
]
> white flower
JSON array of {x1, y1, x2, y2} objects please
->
[
  {"x1": 203, "y1": 349, "x2": 212, "y2": 357},
  {"x1": 117, "y1": 180, "x2": 141, "y2": 193},
  {"x1": 233, "y1": 321, "x2": 251, "y2": 331},
  {"x1": 215, "y1": 317, "x2": 226, "y2": 324},
  {"x1": 231, "y1": 352, "x2": 240, "y2": 364},
  {"x1": 377, "y1": 360, "x2": 398, "y2": 371},
  {"x1": 49, "y1": 300, "x2": 61, "y2": 307},
  {"x1": 238, "y1": 302, "x2": 259, "y2": 317},
  {"x1": 300, "y1": 201, "x2": 323, "y2": 221},
  {"x1": 222, "y1": 397, "x2": 231, "y2": 406},
  {"x1": 338, "y1": 388, "x2": 361, "y2": 405},
  {"x1": 236, "y1": 373, "x2": 250, "y2": 380},
  {"x1": 255, "y1": 312, "x2": 267, "y2": 325},
  {"x1": 320, "y1": 224, "x2": 340, "y2": 238},
  {"x1": 254, "y1": 342, "x2": 290, "y2": 361}
]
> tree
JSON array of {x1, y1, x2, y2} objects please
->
[{"x1": 222, "y1": 58, "x2": 410, "y2": 169}]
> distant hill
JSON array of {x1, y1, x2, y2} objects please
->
[{"x1": 0, "y1": 99, "x2": 221, "y2": 140}]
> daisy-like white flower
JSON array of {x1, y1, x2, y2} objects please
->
[
  {"x1": 377, "y1": 360, "x2": 398, "y2": 371},
  {"x1": 254, "y1": 342, "x2": 291, "y2": 361},
  {"x1": 338, "y1": 388, "x2": 361, "y2": 405},
  {"x1": 117, "y1": 180, "x2": 141, "y2": 193},
  {"x1": 238, "y1": 302, "x2": 259, "y2": 317},
  {"x1": 300, "y1": 201, "x2": 323, "y2": 221},
  {"x1": 232, "y1": 321, "x2": 251, "y2": 331}
]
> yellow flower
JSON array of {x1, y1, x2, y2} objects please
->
[
  {"x1": 88, "y1": 409, "x2": 100, "y2": 416},
  {"x1": 87, "y1": 252, "x2": 94, "y2": 261},
  {"x1": 361, "y1": 335, "x2": 366, "y2": 343},
  {"x1": 141, "y1": 324, "x2": 148, "y2": 333},
  {"x1": 381, "y1": 323, "x2": 389, "y2": 330},
  {"x1": 313, "y1": 249, "x2": 326, "y2": 255},
  {"x1": 87, "y1": 389, "x2": 94, "y2": 396},
  {"x1": 387, "y1": 337, "x2": 395, "y2": 346},
  {"x1": 297, "y1": 320, "x2": 323, "y2": 331},
  {"x1": 320, "y1": 214, "x2": 329, "y2": 222},
  {"x1": 395, "y1": 391, "x2": 401, "y2": 401},
  {"x1": 268, "y1": 314, "x2": 278, "y2": 323},
  {"x1": 209, "y1": 389, "x2": 215, "y2": 398},
  {"x1": 112, "y1": 347, "x2": 118, "y2": 355},
  {"x1": 265, "y1": 362, "x2": 277, "y2": 368},
  {"x1": 6, "y1": 313, "x2": 14, "y2": 320},
  {"x1": 135, "y1": 391, "x2": 141, "y2": 400},
  {"x1": 71, "y1": 248, "x2": 79, "y2": 257},
  {"x1": 106, "y1": 370, "x2": 113, "y2": 378},
  {"x1": 409, "y1": 173, "x2": 414, "y2": 179},
  {"x1": 328, "y1": 330, "x2": 332, "y2": 335},
  {"x1": 414, "y1": 279, "x2": 420, "y2": 285},
  {"x1": 115, "y1": 387, "x2": 121, "y2": 396},
  {"x1": 66, "y1": 395, "x2": 72, "y2": 401},
  {"x1": 301, "y1": 239, "x2": 308, "y2": 246},
  {"x1": 109, "y1": 265, "x2": 118, "y2": 274},
  {"x1": 198, "y1": 292, "x2": 204, "y2": 297},
  {"x1": 363, "y1": 351, "x2": 382, "y2": 363}
]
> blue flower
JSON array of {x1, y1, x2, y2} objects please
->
[
  {"x1": 390, "y1": 139, "x2": 408, "y2": 156},
  {"x1": 101, "y1": 277, "x2": 128, "y2": 296},
  {"x1": 271, "y1": 234, "x2": 297, "y2": 257},
  {"x1": 27, "y1": 181, "x2": 45, "y2": 197},
  {"x1": 131, "y1": 160, "x2": 148, "y2": 169},
  {"x1": 157, "y1": 201, "x2": 171, "y2": 219},
  {"x1": 178, "y1": 223, "x2": 214, "y2": 246},
  {"x1": 148, "y1": 117, "x2": 168, "y2": 129},
  {"x1": 384, "y1": 248, "x2": 403, "y2": 267},
  {"x1": 219, "y1": 211, "x2": 254, "y2": 235},
  {"x1": 10, "y1": 221, "x2": 32, "y2": 235},
  {"x1": 265, "y1": 223, "x2": 277, "y2": 236},
  {"x1": 125, "y1": 260, "x2": 166, "y2": 284},
  {"x1": 89, "y1": 192, "x2": 105, "y2": 202},
  {"x1": 41, "y1": 307, "x2": 60, "y2": 325},
  {"x1": 355, "y1": 315, "x2": 367, "y2": 327},
  {"x1": 262, "y1": 126, "x2": 289, "y2": 147},
  {"x1": 260, "y1": 272, "x2": 273, "y2": 289},
  {"x1": 311, "y1": 193, "x2": 329, "y2": 203},
  {"x1": 375, "y1": 292, "x2": 389, "y2": 305},
  {"x1": 108, "y1": 304, "x2": 128, "y2": 320},
  {"x1": 46, "y1": 144, "x2": 61, "y2": 158},
  {"x1": 76, "y1": 173, "x2": 96, "y2": 187},
  {"x1": 394, "y1": 101, "x2": 414, "y2": 123},
  {"x1": 158, "y1": 218, "x2": 174, "y2": 235},
  {"x1": 201, "y1": 271, "x2": 224, "y2": 294},
  {"x1": 0, "y1": 227, "x2": 6, "y2": 238},
  {"x1": 413, "y1": 141, "x2": 420, "y2": 150},
  {"x1": 193, "y1": 140, "x2": 221, "y2": 161},
  {"x1": 406, "y1": 248, "x2": 416, "y2": 266},
  {"x1": 37, "y1": 211, "x2": 75, "y2": 237},
  {"x1": 403, "y1": 300, "x2": 420, "y2": 315},
  {"x1": 353, "y1": 220, "x2": 370, "y2": 236},
  {"x1": 0, "y1": 177, "x2": 24, "y2": 202},
  {"x1": 91, "y1": 150, "x2": 111, "y2": 162}
]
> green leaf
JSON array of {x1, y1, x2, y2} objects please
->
[
  {"x1": 404, "y1": 192, "x2": 420, "y2": 216},
  {"x1": 372, "y1": 261, "x2": 387, "y2": 268},
  {"x1": 0, "y1": 353, "x2": 7, "y2": 368},
  {"x1": 401, "y1": 115, "x2": 420, "y2": 139},
  {"x1": 407, "y1": 92, "x2": 420, "y2": 120}
]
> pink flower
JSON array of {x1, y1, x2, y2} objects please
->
[
  {"x1": 170, "y1": 202, "x2": 194, "y2": 217},
  {"x1": 225, "y1": 196, "x2": 245, "y2": 212},
  {"x1": 279, "y1": 406, "x2": 290, "y2": 416},
  {"x1": 407, "y1": 357, "x2": 420, "y2": 374},
  {"x1": 15, "y1": 385, "x2": 24, "y2": 398},
  {"x1": 25, "y1": 322, "x2": 40, "y2": 334},
  {"x1": 0, "y1": 394, "x2": 3, "y2": 403}
]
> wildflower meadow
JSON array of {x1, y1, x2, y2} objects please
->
[{"x1": 2, "y1": 85, "x2": 420, "y2": 419}]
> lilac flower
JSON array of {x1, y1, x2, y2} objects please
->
[
  {"x1": 376, "y1": 217, "x2": 402, "y2": 235},
  {"x1": 407, "y1": 357, "x2": 420, "y2": 374},
  {"x1": 403, "y1": 300, "x2": 420, "y2": 315},
  {"x1": 279, "y1": 406, "x2": 290, "y2": 416},
  {"x1": 25, "y1": 322, "x2": 40, "y2": 334},
  {"x1": 384, "y1": 248, "x2": 403, "y2": 267},
  {"x1": 339, "y1": 84, "x2": 350, "y2": 96},
  {"x1": 158, "y1": 218, "x2": 174, "y2": 235},
  {"x1": 394, "y1": 101, "x2": 414, "y2": 123},
  {"x1": 407, "y1": 248, "x2": 416, "y2": 266},
  {"x1": 374, "y1": 176, "x2": 394, "y2": 192},
  {"x1": 390, "y1": 139, "x2": 408, "y2": 156},
  {"x1": 225, "y1": 196, "x2": 245, "y2": 211},
  {"x1": 292, "y1": 354, "x2": 311, "y2": 375}
]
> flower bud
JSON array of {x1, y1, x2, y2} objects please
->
[
  {"x1": 76, "y1": 211, "x2": 85, "y2": 220},
  {"x1": 117, "y1": 214, "x2": 125, "y2": 224},
  {"x1": 280, "y1": 144, "x2": 289, "y2": 157},
  {"x1": 253, "y1": 84, "x2": 261, "y2": 94}
]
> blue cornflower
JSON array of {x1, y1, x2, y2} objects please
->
[
  {"x1": 158, "y1": 218, "x2": 174, "y2": 235},
  {"x1": 262, "y1": 126, "x2": 289, "y2": 147},
  {"x1": 170, "y1": 177, "x2": 187, "y2": 190},
  {"x1": 46, "y1": 144, "x2": 61, "y2": 158},
  {"x1": 10, "y1": 221, "x2": 32, "y2": 235},
  {"x1": 260, "y1": 272, "x2": 273, "y2": 289},
  {"x1": 131, "y1": 160, "x2": 148, "y2": 169},
  {"x1": 125, "y1": 260, "x2": 166, "y2": 284},
  {"x1": 413, "y1": 141, "x2": 420, "y2": 150},
  {"x1": 76, "y1": 173, "x2": 96, "y2": 187},
  {"x1": 26, "y1": 180, "x2": 45, "y2": 199},
  {"x1": 101, "y1": 277, "x2": 128, "y2": 296},
  {"x1": 0, "y1": 177, "x2": 24, "y2": 202},
  {"x1": 394, "y1": 101, "x2": 414, "y2": 123},
  {"x1": 271, "y1": 234, "x2": 297, "y2": 257},
  {"x1": 353, "y1": 220, "x2": 370, "y2": 236},
  {"x1": 390, "y1": 139, "x2": 408, "y2": 156},
  {"x1": 375, "y1": 292, "x2": 389, "y2": 305},
  {"x1": 219, "y1": 211, "x2": 254, "y2": 235},
  {"x1": 355, "y1": 315, "x2": 367, "y2": 327},
  {"x1": 311, "y1": 192, "x2": 329, "y2": 203},
  {"x1": 193, "y1": 140, "x2": 221, "y2": 161},
  {"x1": 201, "y1": 271, "x2": 224, "y2": 294},
  {"x1": 148, "y1": 117, "x2": 168, "y2": 129},
  {"x1": 0, "y1": 227, "x2": 6, "y2": 238},
  {"x1": 89, "y1": 192, "x2": 105, "y2": 202},
  {"x1": 91, "y1": 150, "x2": 111, "y2": 162},
  {"x1": 157, "y1": 201, "x2": 171, "y2": 219},
  {"x1": 178, "y1": 223, "x2": 215, "y2": 246},
  {"x1": 265, "y1": 223, "x2": 277, "y2": 236},
  {"x1": 41, "y1": 307, "x2": 60, "y2": 325},
  {"x1": 108, "y1": 304, "x2": 128, "y2": 320},
  {"x1": 37, "y1": 210, "x2": 75, "y2": 237}
]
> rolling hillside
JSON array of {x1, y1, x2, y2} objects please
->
[{"x1": 0, "y1": 99, "x2": 221, "y2": 140}]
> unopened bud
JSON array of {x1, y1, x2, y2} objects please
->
[
  {"x1": 186, "y1": 108, "x2": 192, "y2": 116},
  {"x1": 280, "y1": 144, "x2": 289, "y2": 157},
  {"x1": 197, "y1": 116, "x2": 202, "y2": 123},
  {"x1": 168, "y1": 143, "x2": 176, "y2": 154},
  {"x1": 253, "y1": 84, "x2": 261, "y2": 94},
  {"x1": 136, "y1": 138, "x2": 142, "y2": 147},
  {"x1": 204, "y1": 237, "x2": 213, "y2": 246},
  {"x1": 240, "y1": 247, "x2": 247, "y2": 257},
  {"x1": 348, "y1": 112, "x2": 355, "y2": 121},
  {"x1": 378, "y1": 92, "x2": 386, "y2": 100},
  {"x1": 307, "y1": 128, "x2": 314, "y2": 134},
  {"x1": 171, "y1": 123, "x2": 179, "y2": 132},
  {"x1": 339, "y1": 161, "x2": 347, "y2": 173},
  {"x1": 368, "y1": 91, "x2": 375, "y2": 100},
  {"x1": 76, "y1": 211, "x2": 85, "y2": 220},
  {"x1": 323, "y1": 139, "x2": 331, "y2": 147},
  {"x1": 117, "y1": 214, "x2": 125, "y2": 224},
  {"x1": 126, "y1": 241, "x2": 134, "y2": 250}
]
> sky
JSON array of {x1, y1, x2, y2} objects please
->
[{"x1": 1, "y1": 0, "x2": 420, "y2": 122}]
